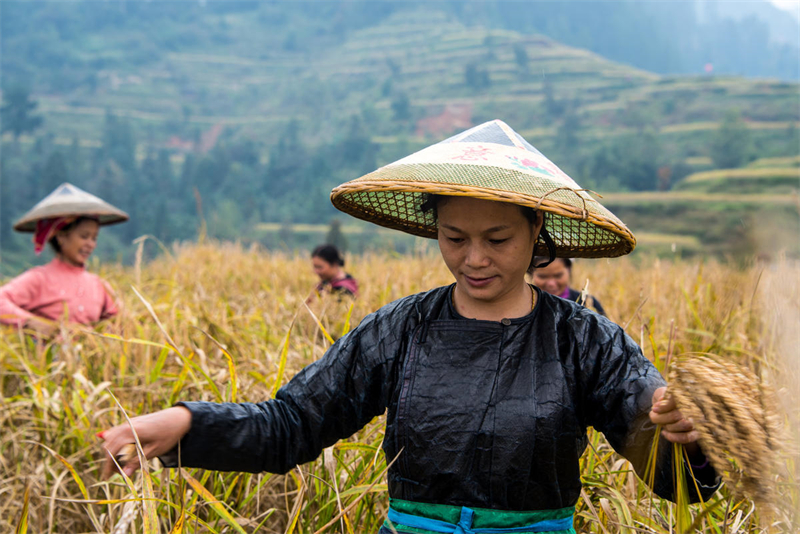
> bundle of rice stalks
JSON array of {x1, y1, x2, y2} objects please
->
[{"x1": 668, "y1": 354, "x2": 787, "y2": 515}]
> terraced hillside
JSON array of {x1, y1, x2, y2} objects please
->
[
  {"x1": 2, "y1": 4, "x2": 797, "y2": 261},
  {"x1": 603, "y1": 155, "x2": 800, "y2": 258},
  {"x1": 13, "y1": 9, "x2": 797, "y2": 149}
]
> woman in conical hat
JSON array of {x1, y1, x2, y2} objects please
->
[
  {"x1": 100, "y1": 121, "x2": 718, "y2": 533},
  {"x1": 0, "y1": 183, "x2": 128, "y2": 337}
]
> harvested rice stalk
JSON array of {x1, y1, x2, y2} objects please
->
[
  {"x1": 112, "y1": 500, "x2": 138, "y2": 534},
  {"x1": 115, "y1": 443, "x2": 138, "y2": 466},
  {"x1": 112, "y1": 473, "x2": 141, "y2": 534},
  {"x1": 668, "y1": 354, "x2": 786, "y2": 515}
]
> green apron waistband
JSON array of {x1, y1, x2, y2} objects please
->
[{"x1": 385, "y1": 499, "x2": 575, "y2": 534}]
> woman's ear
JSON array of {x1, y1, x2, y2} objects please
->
[{"x1": 532, "y1": 210, "x2": 545, "y2": 242}]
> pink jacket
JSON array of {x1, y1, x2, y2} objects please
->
[{"x1": 0, "y1": 257, "x2": 118, "y2": 327}]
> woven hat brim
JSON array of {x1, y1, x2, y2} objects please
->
[
  {"x1": 331, "y1": 164, "x2": 636, "y2": 259},
  {"x1": 14, "y1": 204, "x2": 129, "y2": 232}
]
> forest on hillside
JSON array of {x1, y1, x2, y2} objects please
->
[
  {"x1": 3, "y1": 0, "x2": 798, "y2": 88},
  {"x1": 1, "y1": 0, "x2": 798, "y2": 268}
]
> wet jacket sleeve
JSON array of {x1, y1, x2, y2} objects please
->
[
  {"x1": 165, "y1": 308, "x2": 400, "y2": 474},
  {"x1": 0, "y1": 270, "x2": 40, "y2": 326},
  {"x1": 573, "y1": 312, "x2": 720, "y2": 503}
]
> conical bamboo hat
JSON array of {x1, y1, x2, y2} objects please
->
[
  {"x1": 13, "y1": 183, "x2": 129, "y2": 232},
  {"x1": 331, "y1": 119, "x2": 635, "y2": 258}
]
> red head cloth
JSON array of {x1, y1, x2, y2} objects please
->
[{"x1": 33, "y1": 216, "x2": 76, "y2": 255}]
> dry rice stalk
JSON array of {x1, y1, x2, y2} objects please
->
[
  {"x1": 668, "y1": 354, "x2": 786, "y2": 515},
  {"x1": 111, "y1": 500, "x2": 138, "y2": 534},
  {"x1": 111, "y1": 453, "x2": 141, "y2": 534}
]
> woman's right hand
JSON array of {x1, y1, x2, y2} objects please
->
[
  {"x1": 24, "y1": 317, "x2": 58, "y2": 339},
  {"x1": 99, "y1": 406, "x2": 192, "y2": 479}
]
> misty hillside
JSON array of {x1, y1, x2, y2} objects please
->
[{"x1": 1, "y1": 0, "x2": 798, "y2": 268}]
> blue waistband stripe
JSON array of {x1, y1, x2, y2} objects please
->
[{"x1": 387, "y1": 507, "x2": 574, "y2": 534}]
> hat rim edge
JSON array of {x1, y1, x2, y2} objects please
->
[{"x1": 331, "y1": 180, "x2": 636, "y2": 258}]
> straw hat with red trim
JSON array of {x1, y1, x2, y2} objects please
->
[
  {"x1": 331, "y1": 119, "x2": 635, "y2": 259},
  {"x1": 13, "y1": 183, "x2": 129, "y2": 232}
]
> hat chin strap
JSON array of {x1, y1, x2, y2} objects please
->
[{"x1": 532, "y1": 225, "x2": 557, "y2": 269}]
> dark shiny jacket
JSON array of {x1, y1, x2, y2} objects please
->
[{"x1": 170, "y1": 285, "x2": 718, "y2": 510}]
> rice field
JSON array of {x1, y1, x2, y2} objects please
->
[
  {"x1": 1, "y1": 243, "x2": 798, "y2": 533},
  {"x1": 673, "y1": 167, "x2": 800, "y2": 195},
  {"x1": 601, "y1": 192, "x2": 798, "y2": 205},
  {"x1": 680, "y1": 168, "x2": 800, "y2": 184},
  {"x1": 23, "y1": 2, "x2": 797, "y2": 150}
]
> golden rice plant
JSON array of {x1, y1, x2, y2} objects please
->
[
  {"x1": 0, "y1": 242, "x2": 797, "y2": 533},
  {"x1": 668, "y1": 354, "x2": 786, "y2": 515}
]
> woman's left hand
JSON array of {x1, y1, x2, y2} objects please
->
[{"x1": 649, "y1": 387, "x2": 701, "y2": 456}]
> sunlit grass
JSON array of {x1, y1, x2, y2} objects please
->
[{"x1": 1, "y1": 243, "x2": 798, "y2": 532}]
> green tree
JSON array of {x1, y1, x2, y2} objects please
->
[
  {"x1": 391, "y1": 92, "x2": 411, "y2": 122},
  {"x1": 0, "y1": 86, "x2": 43, "y2": 141},
  {"x1": 92, "y1": 156, "x2": 127, "y2": 216},
  {"x1": 155, "y1": 149, "x2": 175, "y2": 192},
  {"x1": 41, "y1": 151, "x2": 69, "y2": 196},
  {"x1": 102, "y1": 110, "x2": 137, "y2": 173},
  {"x1": 209, "y1": 199, "x2": 244, "y2": 241},
  {"x1": 138, "y1": 150, "x2": 174, "y2": 239},
  {"x1": 464, "y1": 62, "x2": 490, "y2": 91},
  {"x1": 542, "y1": 78, "x2": 564, "y2": 118},
  {"x1": 386, "y1": 58, "x2": 401, "y2": 76},
  {"x1": 278, "y1": 218, "x2": 294, "y2": 247},
  {"x1": 710, "y1": 110, "x2": 753, "y2": 169},
  {"x1": 556, "y1": 109, "x2": 581, "y2": 152},
  {"x1": 181, "y1": 104, "x2": 192, "y2": 124},
  {"x1": 266, "y1": 120, "x2": 307, "y2": 195},
  {"x1": 178, "y1": 153, "x2": 197, "y2": 196},
  {"x1": 221, "y1": 162, "x2": 261, "y2": 222},
  {"x1": 0, "y1": 157, "x2": 13, "y2": 247},
  {"x1": 66, "y1": 136, "x2": 85, "y2": 181},
  {"x1": 340, "y1": 115, "x2": 378, "y2": 174},
  {"x1": 326, "y1": 219, "x2": 348, "y2": 252},
  {"x1": 587, "y1": 132, "x2": 662, "y2": 191},
  {"x1": 194, "y1": 148, "x2": 230, "y2": 201},
  {"x1": 381, "y1": 78, "x2": 394, "y2": 98},
  {"x1": 513, "y1": 43, "x2": 529, "y2": 73}
]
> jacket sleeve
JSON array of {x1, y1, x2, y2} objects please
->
[
  {"x1": 573, "y1": 312, "x2": 720, "y2": 503},
  {"x1": 164, "y1": 305, "x2": 403, "y2": 474},
  {"x1": 0, "y1": 270, "x2": 41, "y2": 326}
]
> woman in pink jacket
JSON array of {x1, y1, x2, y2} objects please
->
[{"x1": 0, "y1": 183, "x2": 128, "y2": 338}]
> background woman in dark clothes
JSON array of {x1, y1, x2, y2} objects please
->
[
  {"x1": 311, "y1": 244, "x2": 359, "y2": 298},
  {"x1": 530, "y1": 257, "x2": 606, "y2": 316}
]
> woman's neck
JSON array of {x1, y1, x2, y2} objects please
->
[
  {"x1": 329, "y1": 267, "x2": 346, "y2": 282},
  {"x1": 452, "y1": 281, "x2": 535, "y2": 322},
  {"x1": 56, "y1": 254, "x2": 85, "y2": 269}
]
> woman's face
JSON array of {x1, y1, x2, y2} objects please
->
[
  {"x1": 57, "y1": 219, "x2": 99, "y2": 266},
  {"x1": 312, "y1": 256, "x2": 338, "y2": 282},
  {"x1": 531, "y1": 259, "x2": 571, "y2": 296},
  {"x1": 437, "y1": 197, "x2": 542, "y2": 306}
]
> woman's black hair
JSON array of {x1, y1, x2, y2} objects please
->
[
  {"x1": 420, "y1": 194, "x2": 557, "y2": 270},
  {"x1": 48, "y1": 216, "x2": 97, "y2": 254},
  {"x1": 312, "y1": 244, "x2": 345, "y2": 267}
]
